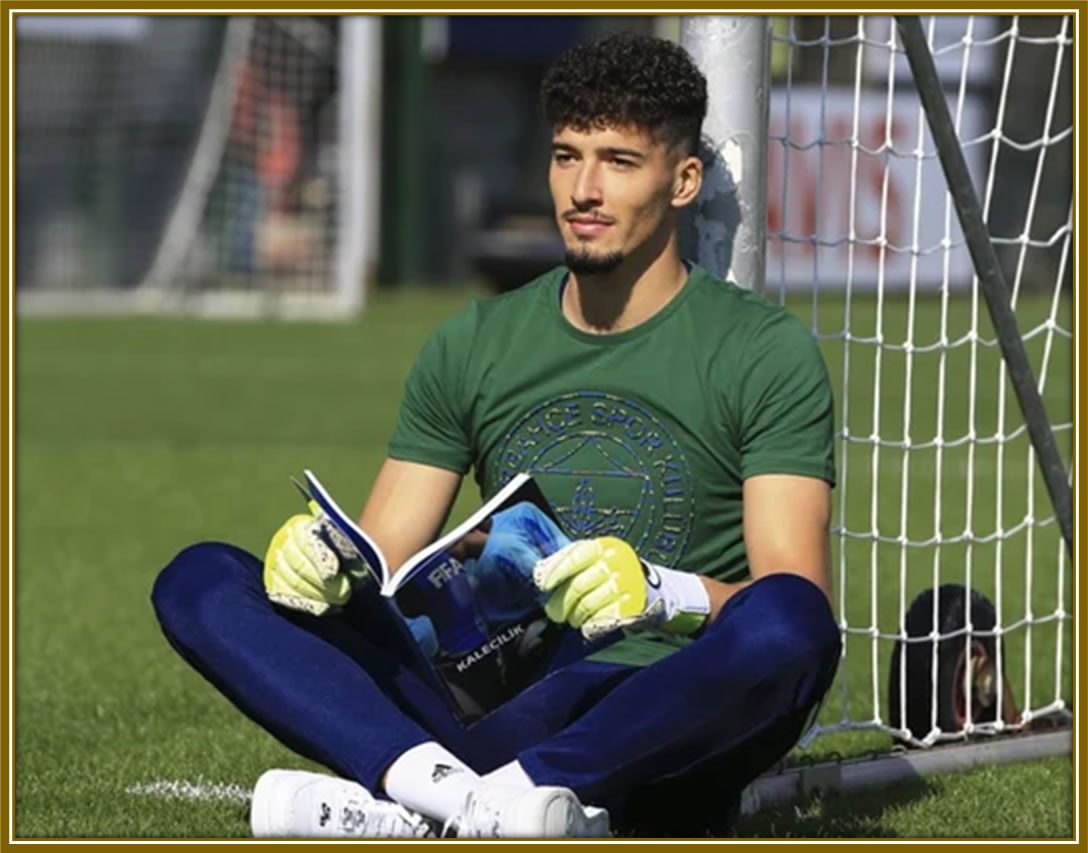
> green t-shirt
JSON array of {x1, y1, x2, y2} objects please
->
[{"x1": 388, "y1": 264, "x2": 835, "y2": 665}]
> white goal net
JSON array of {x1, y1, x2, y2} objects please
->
[
  {"x1": 766, "y1": 15, "x2": 1073, "y2": 749},
  {"x1": 16, "y1": 15, "x2": 379, "y2": 318}
]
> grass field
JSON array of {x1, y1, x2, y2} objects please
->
[{"x1": 13, "y1": 284, "x2": 1075, "y2": 838}]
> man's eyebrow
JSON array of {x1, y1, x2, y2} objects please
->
[
  {"x1": 551, "y1": 142, "x2": 647, "y2": 160},
  {"x1": 600, "y1": 146, "x2": 646, "y2": 160}
]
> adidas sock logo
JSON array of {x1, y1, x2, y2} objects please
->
[{"x1": 431, "y1": 763, "x2": 464, "y2": 783}]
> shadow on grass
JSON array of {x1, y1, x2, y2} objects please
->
[{"x1": 733, "y1": 775, "x2": 938, "y2": 838}]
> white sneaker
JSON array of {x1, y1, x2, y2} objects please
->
[
  {"x1": 446, "y1": 784, "x2": 610, "y2": 838},
  {"x1": 250, "y1": 769, "x2": 436, "y2": 838}
]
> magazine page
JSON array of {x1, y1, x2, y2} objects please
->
[
  {"x1": 389, "y1": 485, "x2": 590, "y2": 723},
  {"x1": 302, "y1": 470, "x2": 390, "y2": 588},
  {"x1": 386, "y1": 472, "x2": 536, "y2": 595}
]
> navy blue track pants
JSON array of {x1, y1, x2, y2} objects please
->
[{"x1": 152, "y1": 542, "x2": 840, "y2": 835}]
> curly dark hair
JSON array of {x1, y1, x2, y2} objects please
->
[{"x1": 541, "y1": 32, "x2": 707, "y2": 155}]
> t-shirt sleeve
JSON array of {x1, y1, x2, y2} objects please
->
[
  {"x1": 737, "y1": 310, "x2": 836, "y2": 486},
  {"x1": 387, "y1": 313, "x2": 474, "y2": 474}
]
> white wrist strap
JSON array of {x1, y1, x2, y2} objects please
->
[{"x1": 644, "y1": 562, "x2": 711, "y2": 635}]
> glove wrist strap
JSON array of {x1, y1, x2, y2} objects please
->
[{"x1": 644, "y1": 562, "x2": 710, "y2": 636}]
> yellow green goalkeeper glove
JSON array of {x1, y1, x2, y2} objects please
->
[
  {"x1": 263, "y1": 502, "x2": 367, "y2": 616},
  {"x1": 532, "y1": 536, "x2": 710, "y2": 641}
]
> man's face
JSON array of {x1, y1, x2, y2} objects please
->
[{"x1": 548, "y1": 124, "x2": 690, "y2": 275}]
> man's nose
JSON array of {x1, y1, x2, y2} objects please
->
[{"x1": 571, "y1": 162, "x2": 603, "y2": 207}]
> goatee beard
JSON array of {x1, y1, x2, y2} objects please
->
[{"x1": 565, "y1": 248, "x2": 624, "y2": 275}]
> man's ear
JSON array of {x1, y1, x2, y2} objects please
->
[{"x1": 671, "y1": 153, "x2": 703, "y2": 209}]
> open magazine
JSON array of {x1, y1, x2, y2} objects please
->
[{"x1": 297, "y1": 470, "x2": 602, "y2": 726}]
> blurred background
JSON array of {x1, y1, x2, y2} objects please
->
[
  {"x1": 12, "y1": 14, "x2": 1075, "y2": 838},
  {"x1": 14, "y1": 14, "x2": 1072, "y2": 306},
  {"x1": 17, "y1": 15, "x2": 639, "y2": 306}
]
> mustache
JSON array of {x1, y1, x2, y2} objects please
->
[{"x1": 562, "y1": 211, "x2": 615, "y2": 224}]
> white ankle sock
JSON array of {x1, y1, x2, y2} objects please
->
[
  {"x1": 482, "y1": 759, "x2": 535, "y2": 790},
  {"x1": 383, "y1": 742, "x2": 482, "y2": 822}
]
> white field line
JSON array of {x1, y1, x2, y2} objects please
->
[{"x1": 124, "y1": 778, "x2": 252, "y2": 805}]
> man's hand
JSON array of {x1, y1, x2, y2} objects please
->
[
  {"x1": 532, "y1": 537, "x2": 710, "y2": 641},
  {"x1": 263, "y1": 504, "x2": 365, "y2": 616}
]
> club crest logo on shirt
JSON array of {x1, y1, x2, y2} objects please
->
[{"x1": 492, "y1": 391, "x2": 694, "y2": 566}]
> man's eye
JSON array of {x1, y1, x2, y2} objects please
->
[
  {"x1": 611, "y1": 159, "x2": 636, "y2": 169},
  {"x1": 553, "y1": 152, "x2": 575, "y2": 164}
]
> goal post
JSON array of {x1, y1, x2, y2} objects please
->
[
  {"x1": 680, "y1": 16, "x2": 771, "y2": 289},
  {"x1": 15, "y1": 15, "x2": 381, "y2": 319},
  {"x1": 682, "y1": 12, "x2": 1074, "y2": 766}
]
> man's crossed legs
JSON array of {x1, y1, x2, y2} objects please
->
[{"x1": 152, "y1": 542, "x2": 840, "y2": 837}]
